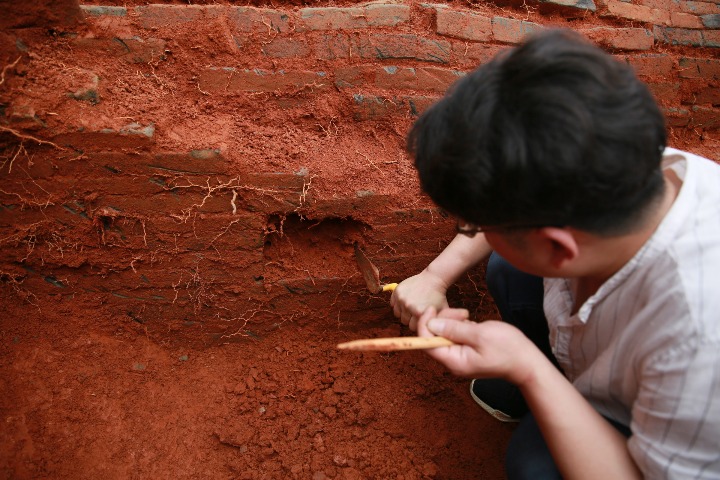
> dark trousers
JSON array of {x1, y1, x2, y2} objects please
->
[{"x1": 485, "y1": 253, "x2": 631, "y2": 480}]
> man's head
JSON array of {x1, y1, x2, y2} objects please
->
[{"x1": 408, "y1": 29, "x2": 667, "y2": 238}]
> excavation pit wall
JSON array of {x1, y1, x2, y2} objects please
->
[
  {"x1": 0, "y1": 0, "x2": 719, "y2": 477},
  {"x1": 2, "y1": 0, "x2": 719, "y2": 347}
]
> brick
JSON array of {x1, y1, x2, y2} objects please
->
[
  {"x1": 148, "y1": 214, "x2": 266, "y2": 252},
  {"x1": 364, "y1": 4, "x2": 412, "y2": 27},
  {"x1": 670, "y1": 12, "x2": 704, "y2": 28},
  {"x1": 313, "y1": 33, "x2": 355, "y2": 60},
  {"x1": 402, "y1": 95, "x2": 441, "y2": 117},
  {"x1": 702, "y1": 13, "x2": 720, "y2": 27},
  {"x1": 583, "y1": 27, "x2": 654, "y2": 50},
  {"x1": 239, "y1": 172, "x2": 311, "y2": 213},
  {"x1": 53, "y1": 123, "x2": 155, "y2": 151},
  {"x1": 646, "y1": 82, "x2": 681, "y2": 103},
  {"x1": 298, "y1": 4, "x2": 410, "y2": 30},
  {"x1": 334, "y1": 66, "x2": 368, "y2": 88},
  {"x1": 690, "y1": 105, "x2": 720, "y2": 129},
  {"x1": 106, "y1": 170, "x2": 309, "y2": 216},
  {"x1": 81, "y1": 10, "x2": 134, "y2": 36},
  {"x1": 72, "y1": 37, "x2": 167, "y2": 64},
  {"x1": 5, "y1": 103, "x2": 47, "y2": 130},
  {"x1": 369, "y1": 253, "x2": 443, "y2": 284},
  {"x1": 367, "y1": 34, "x2": 451, "y2": 63},
  {"x1": 80, "y1": 5, "x2": 127, "y2": 16},
  {"x1": 147, "y1": 151, "x2": 228, "y2": 175},
  {"x1": 539, "y1": 0, "x2": 597, "y2": 11},
  {"x1": 82, "y1": 259, "x2": 263, "y2": 297},
  {"x1": 374, "y1": 66, "x2": 464, "y2": 93},
  {"x1": 350, "y1": 93, "x2": 440, "y2": 120},
  {"x1": 94, "y1": 189, "x2": 235, "y2": 217},
  {"x1": 492, "y1": 17, "x2": 544, "y2": 44},
  {"x1": 450, "y1": 42, "x2": 502, "y2": 67},
  {"x1": 47, "y1": 174, "x2": 170, "y2": 200},
  {"x1": 313, "y1": 33, "x2": 451, "y2": 63},
  {"x1": 306, "y1": 191, "x2": 395, "y2": 217},
  {"x1": 603, "y1": 0, "x2": 670, "y2": 24},
  {"x1": 351, "y1": 94, "x2": 392, "y2": 121},
  {"x1": 66, "y1": 69, "x2": 100, "y2": 105},
  {"x1": 0, "y1": 204, "x2": 61, "y2": 229},
  {"x1": 654, "y1": 26, "x2": 703, "y2": 46},
  {"x1": 704, "y1": 30, "x2": 720, "y2": 46},
  {"x1": 638, "y1": 0, "x2": 675, "y2": 10},
  {"x1": 678, "y1": 1, "x2": 720, "y2": 15},
  {"x1": 0, "y1": 142, "x2": 57, "y2": 178},
  {"x1": 679, "y1": 57, "x2": 720, "y2": 80},
  {"x1": 450, "y1": 42, "x2": 500, "y2": 69},
  {"x1": 0, "y1": 195, "x2": 54, "y2": 227},
  {"x1": 240, "y1": 171, "x2": 309, "y2": 191},
  {"x1": 0, "y1": 181, "x2": 53, "y2": 213},
  {"x1": 262, "y1": 38, "x2": 311, "y2": 58},
  {"x1": 276, "y1": 277, "x2": 345, "y2": 296},
  {"x1": 662, "y1": 107, "x2": 691, "y2": 127},
  {"x1": 623, "y1": 53, "x2": 674, "y2": 77},
  {"x1": 92, "y1": 211, "x2": 263, "y2": 255},
  {"x1": 373, "y1": 207, "x2": 449, "y2": 226},
  {"x1": 0, "y1": 0, "x2": 81, "y2": 29},
  {"x1": 372, "y1": 222, "x2": 454, "y2": 245},
  {"x1": 684, "y1": 86, "x2": 720, "y2": 105},
  {"x1": 435, "y1": 9, "x2": 492, "y2": 41},
  {"x1": 47, "y1": 154, "x2": 126, "y2": 181},
  {"x1": 299, "y1": 6, "x2": 363, "y2": 31},
  {"x1": 230, "y1": 6, "x2": 291, "y2": 34},
  {"x1": 135, "y1": 5, "x2": 226, "y2": 29},
  {"x1": 198, "y1": 68, "x2": 330, "y2": 94}
]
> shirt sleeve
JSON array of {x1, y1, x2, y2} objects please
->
[{"x1": 628, "y1": 337, "x2": 720, "y2": 478}]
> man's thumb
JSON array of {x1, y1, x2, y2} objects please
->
[{"x1": 427, "y1": 317, "x2": 472, "y2": 343}]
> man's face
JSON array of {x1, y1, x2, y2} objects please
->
[{"x1": 484, "y1": 230, "x2": 554, "y2": 278}]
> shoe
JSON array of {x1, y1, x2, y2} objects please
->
[{"x1": 470, "y1": 378, "x2": 528, "y2": 423}]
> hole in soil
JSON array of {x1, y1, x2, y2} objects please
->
[{"x1": 262, "y1": 213, "x2": 365, "y2": 283}]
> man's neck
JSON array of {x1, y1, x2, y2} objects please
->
[{"x1": 573, "y1": 173, "x2": 680, "y2": 309}]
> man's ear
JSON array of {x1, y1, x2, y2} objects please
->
[{"x1": 536, "y1": 227, "x2": 579, "y2": 269}]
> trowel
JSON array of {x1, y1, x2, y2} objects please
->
[
  {"x1": 345, "y1": 242, "x2": 455, "y2": 352},
  {"x1": 353, "y1": 243, "x2": 398, "y2": 294}
]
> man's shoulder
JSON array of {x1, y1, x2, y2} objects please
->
[{"x1": 663, "y1": 147, "x2": 719, "y2": 171}]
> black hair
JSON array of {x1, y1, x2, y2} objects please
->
[{"x1": 408, "y1": 29, "x2": 667, "y2": 235}]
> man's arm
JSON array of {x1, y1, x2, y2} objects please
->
[
  {"x1": 417, "y1": 309, "x2": 642, "y2": 480},
  {"x1": 391, "y1": 233, "x2": 492, "y2": 329},
  {"x1": 424, "y1": 233, "x2": 493, "y2": 285},
  {"x1": 519, "y1": 355, "x2": 642, "y2": 479}
]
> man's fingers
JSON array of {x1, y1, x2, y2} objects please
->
[
  {"x1": 408, "y1": 315, "x2": 415, "y2": 331},
  {"x1": 437, "y1": 308, "x2": 470, "y2": 320},
  {"x1": 426, "y1": 316, "x2": 480, "y2": 345},
  {"x1": 416, "y1": 307, "x2": 438, "y2": 338},
  {"x1": 393, "y1": 302, "x2": 402, "y2": 320}
]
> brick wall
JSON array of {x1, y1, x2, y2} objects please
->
[
  {"x1": 0, "y1": 0, "x2": 717, "y2": 348},
  {"x1": 57, "y1": 2, "x2": 720, "y2": 124}
]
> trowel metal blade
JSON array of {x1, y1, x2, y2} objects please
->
[{"x1": 354, "y1": 243, "x2": 382, "y2": 294}]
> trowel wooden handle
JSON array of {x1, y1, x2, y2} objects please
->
[{"x1": 381, "y1": 283, "x2": 398, "y2": 292}]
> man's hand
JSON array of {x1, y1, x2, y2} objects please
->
[
  {"x1": 417, "y1": 307, "x2": 642, "y2": 480},
  {"x1": 390, "y1": 233, "x2": 492, "y2": 331},
  {"x1": 416, "y1": 307, "x2": 540, "y2": 385},
  {"x1": 390, "y1": 270, "x2": 449, "y2": 331}
]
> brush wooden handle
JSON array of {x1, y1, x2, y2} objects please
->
[{"x1": 337, "y1": 336, "x2": 454, "y2": 352}]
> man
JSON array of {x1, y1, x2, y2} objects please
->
[{"x1": 391, "y1": 28, "x2": 720, "y2": 479}]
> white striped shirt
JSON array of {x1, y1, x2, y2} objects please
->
[{"x1": 544, "y1": 148, "x2": 720, "y2": 479}]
